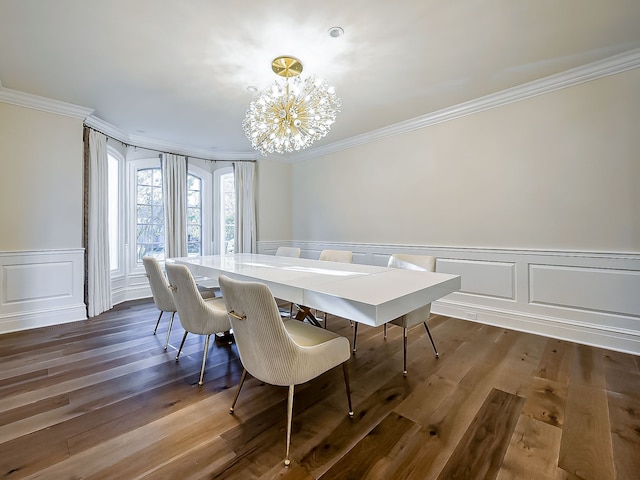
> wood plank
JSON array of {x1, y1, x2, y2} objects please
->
[
  {"x1": 607, "y1": 391, "x2": 640, "y2": 480},
  {"x1": 496, "y1": 414, "x2": 562, "y2": 480},
  {"x1": 0, "y1": 393, "x2": 69, "y2": 427},
  {"x1": 522, "y1": 377, "x2": 568, "y2": 428},
  {"x1": 493, "y1": 333, "x2": 547, "y2": 397},
  {"x1": 558, "y1": 383, "x2": 615, "y2": 480},
  {"x1": 534, "y1": 339, "x2": 574, "y2": 383},
  {"x1": 319, "y1": 412, "x2": 418, "y2": 479},
  {"x1": 436, "y1": 388, "x2": 525, "y2": 480}
]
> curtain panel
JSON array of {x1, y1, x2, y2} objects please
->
[
  {"x1": 83, "y1": 127, "x2": 113, "y2": 317},
  {"x1": 234, "y1": 162, "x2": 257, "y2": 253},
  {"x1": 161, "y1": 153, "x2": 188, "y2": 259}
]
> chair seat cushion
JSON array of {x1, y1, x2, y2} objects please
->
[{"x1": 283, "y1": 319, "x2": 345, "y2": 346}]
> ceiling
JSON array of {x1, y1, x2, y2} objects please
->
[{"x1": 2, "y1": 0, "x2": 640, "y2": 159}]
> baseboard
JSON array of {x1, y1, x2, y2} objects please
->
[
  {"x1": 433, "y1": 300, "x2": 640, "y2": 356},
  {"x1": 0, "y1": 304, "x2": 87, "y2": 334}
]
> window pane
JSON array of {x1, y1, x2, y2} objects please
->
[
  {"x1": 137, "y1": 169, "x2": 153, "y2": 186},
  {"x1": 136, "y1": 169, "x2": 205, "y2": 260},
  {"x1": 152, "y1": 169, "x2": 162, "y2": 186},
  {"x1": 188, "y1": 175, "x2": 201, "y2": 191},
  {"x1": 136, "y1": 168, "x2": 164, "y2": 262},
  {"x1": 137, "y1": 205, "x2": 152, "y2": 223},
  {"x1": 137, "y1": 185, "x2": 152, "y2": 205},
  {"x1": 108, "y1": 154, "x2": 119, "y2": 271},
  {"x1": 187, "y1": 190, "x2": 200, "y2": 207},
  {"x1": 152, "y1": 186, "x2": 163, "y2": 205},
  {"x1": 218, "y1": 171, "x2": 235, "y2": 255},
  {"x1": 187, "y1": 173, "x2": 202, "y2": 256}
]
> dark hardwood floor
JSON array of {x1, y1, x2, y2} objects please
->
[{"x1": 1, "y1": 298, "x2": 639, "y2": 479}]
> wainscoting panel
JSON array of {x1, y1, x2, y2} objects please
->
[
  {"x1": 437, "y1": 259, "x2": 515, "y2": 299},
  {"x1": 529, "y1": 264, "x2": 640, "y2": 316},
  {"x1": 258, "y1": 241, "x2": 640, "y2": 355},
  {"x1": 0, "y1": 249, "x2": 86, "y2": 334}
]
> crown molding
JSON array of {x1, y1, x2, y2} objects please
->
[
  {"x1": 83, "y1": 114, "x2": 129, "y2": 143},
  {"x1": 0, "y1": 81, "x2": 94, "y2": 119},
  {"x1": 291, "y1": 47, "x2": 640, "y2": 162},
  {"x1": 127, "y1": 133, "x2": 258, "y2": 161},
  {"x1": 84, "y1": 114, "x2": 257, "y2": 161}
]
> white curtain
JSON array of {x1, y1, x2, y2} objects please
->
[
  {"x1": 86, "y1": 129, "x2": 112, "y2": 317},
  {"x1": 234, "y1": 161, "x2": 257, "y2": 253},
  {"x1": 161, "y1": 153, "x2": 188, "y2": 259}
]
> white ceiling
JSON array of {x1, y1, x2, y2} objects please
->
[{"x1": 1, "y1": 0, "x2": 640, "y2": 159}]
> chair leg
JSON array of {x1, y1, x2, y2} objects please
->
[
  {"x1": 153, "y1": 311, "x2": 164, "y2": 334},
  {"x1": 176, "y1": 331, "x2": 188, "y2": 361},
  {"x1": 423, "y1": 322, "x2": 439, "y2": 358},
  {"x1": 229, "y1": 368, "x2": 247, "y2": 414},
  {"x1": 164, "y1": 312, "x2": 176, "y2": 350},
  {"x1": 198, "y1": 334, "x2": 211, "y2": 386},
  {"x1": 383, "y1": 323, "x2": 387, "y2": 339},
  {"x1": 352, "y1": 322, "x2": 358, "y2": 354},
  {"x1": 284, "y1": 384, "x2": 295, "y2": 467},
  {"x1": 324, "y1": 311, "x2": 328, "y2": 329},
  {"x1": 342, "y1": 363, "x2": 354, "y2": 417},
  {"x1": 403, "y1": 327, "x2": 409, "y2": 376}
]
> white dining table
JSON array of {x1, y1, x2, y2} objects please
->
[{"x1": 170, "y1": 253, "x2": 461, "y2": 327}]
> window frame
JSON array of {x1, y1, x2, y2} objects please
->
[
  {"x1": 127, "y1": 158, "x2": 212, "y2": 274},
  {"x1": 107, "y1": 147, "x2": 125, "y2": 278}
]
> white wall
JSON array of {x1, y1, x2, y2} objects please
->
[
  {"x1": 256, "y1": 158, "x2": 293, "y2": 241},
  {"x1": 290, "y1": 68, "x2": 640, "y2": 252},
  {"x1": 280, "y1": 67, "x2": 640, "y2": 355},
  {"x1": 0, "y1": 102, "x2": 84, "y2": 250},
  {"x1": 0, "y1": 103, "x2": 87, "y2": 332}
]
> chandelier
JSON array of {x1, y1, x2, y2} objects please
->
[{"x1": 242, "y1": 56, "x2": 341, "y2": 156}]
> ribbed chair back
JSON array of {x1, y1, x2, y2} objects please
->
[
  {"x1": 319, "y1": 249, "x2": 352, "y2": 263},
  {"x1": 275, "y1": 246, "x2": 301, "y2": 258}
]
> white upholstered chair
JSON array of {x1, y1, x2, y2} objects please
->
[
  {"x1": 143, "y1": 256, "x2": 216, "y2": 350},
  {"x1": 275, "y1": 246, "x2": 301, "y2": 258},
  {"x1": 143, "y1": 256, "x2": 180, "y2": 350},
  {"x1": 165, "y1": 263, "x2": 231, "y2": 386},
  {"x1": 218, "y1": 274, "x2": 353, "y2": 467},
  {"x1": 353, "y1": 253, "x2": 439, "y2": 375},
  {"x1": 319, "y1": 249, "x2": 353, "y2": 263}
]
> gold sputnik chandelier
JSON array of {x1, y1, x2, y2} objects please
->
[{"x1": 242, "y1": 56, "x2": 341, "y2": 156}]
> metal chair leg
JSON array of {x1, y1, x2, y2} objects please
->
[
  {"x1": 198, "y1": 334, "x2": 211, "y2": 386},
  {"x1": 153, "y1": 311, "x2": 164, "y2": 334},
  {"x1": 342, "y1": 363, "x2": 354, "y2": 417},
  {"x1": 284, "y1": 384, "x2": 295, "y2": 467},
  {"x1": 423, "y1": 322, "x2": 439, "y2": 358},
  {"x1": 164, "y1": 312, "x2": 176, "y2": 350},
  {"x1": 229, "y1": 368, "x2": 247, "y2": 414},
  {"x1": 352, "y1": 322, "x2": 358, "y2": 353},
  {"x1": 176, "y1": 331, "x2": 188, "y2": 361}
]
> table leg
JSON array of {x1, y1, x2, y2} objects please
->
[{"x1": 293, "y1": 305, "x2": 322, "y2": 328}]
